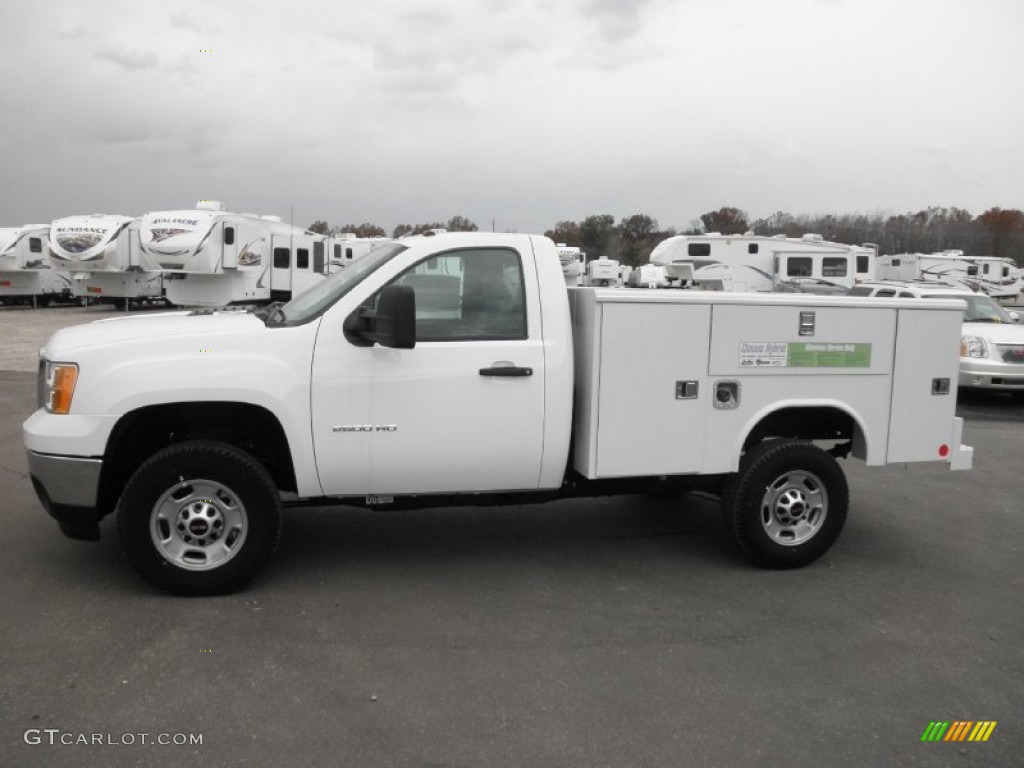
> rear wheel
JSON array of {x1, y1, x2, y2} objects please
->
[
  {"x1": 117, "y1": 440, "x2": 282, "y2": 595},
  {"x1": 721, "y1": 440, "x2": 848, "y2": 568}
]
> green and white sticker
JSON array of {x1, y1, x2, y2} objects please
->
[{"x1": 739, "y1": 342, "x2": 871, "y2": 368}]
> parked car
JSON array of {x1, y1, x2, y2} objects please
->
[{"x1": 848, "y1": 281, "x2": 1024, "y2": 399}]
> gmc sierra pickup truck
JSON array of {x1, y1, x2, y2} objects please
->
[{"x1": 24, "y1": 232, "x2": 973, "y2": 594}]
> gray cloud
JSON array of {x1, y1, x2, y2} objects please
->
[
  {"x1": 96, "y1": 46, "x2": 160, "y2": 71},
  {"x1": 170, "y1": 11, "x2": 202, "y2": 31}
]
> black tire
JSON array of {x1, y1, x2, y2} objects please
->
[
  {"x1": 1010, "y1": 391, "x2": 1024, "y2": 402},
  {"x1": 721, "y1": 440, "x2": 848, "y2": 569},
  {"x1": 117, "y1": 440, "x2": 282, "y2": 595}
]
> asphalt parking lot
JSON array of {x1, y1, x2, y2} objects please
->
[{"x1": 1, "y1": 306, "x2": 1022, "y2": 767}]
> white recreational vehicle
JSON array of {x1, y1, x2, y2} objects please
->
[
  {"x1": 332, "y1": 233, "x2": 393, "y2": 269},
  {"x1": 555, "y1": 244, "x2": 586, "y2": 287},
  {"x1": 0, "y1": 225, "x2": 72, "y2": 306},
  {"x1": 138, "y1": 202, "x2": 375, "y2": 307},
  {"x1": 584, "y1": 257, "x2": 622, "y2": 287},
  {"x1": 649, "y1": 233, "x2": 877, "y2": 292},
  {"x1": 627, "y1": 263, "x2": 669, "y2": 288},
  {"x1": 877, "y1": 251, "x2": 1024, "y2": 306},
  {"x1": 48, "y1": 215, "x2": 163, "y2": 306}
]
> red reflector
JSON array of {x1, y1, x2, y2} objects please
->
[
  {"x1": 938, "y1": 444, "x2": 950, "y2": 458},
  {"x1": 0, "y1": 281, "x2": 10, "y2": 287}
]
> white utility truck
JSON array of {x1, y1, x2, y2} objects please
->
[
  {"x1": 650, "y1": 232, "x2": 877, "y2": 291},
  {"x1": 24, "y1": 232, "x2": 973, "y2": 595},
  {"x1": 0, "y1": 225, "x2": 72, "y2": 306},
  {"x1": 48, "y1": 214, "x2": 164, "y2": 306},
  {"x1": 139, "y1": 201, "x2": 341, "y2": 307}
]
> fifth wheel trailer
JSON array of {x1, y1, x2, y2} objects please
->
[
  {"x1": 0, "y1": 224, "x2": 71, "y2": 306},
  {"x1": 48, "y1": 214, "x2": 163, "y2": 306},
  {"x1": 139, "y1": 201, "x2": 368, "y2": 307}
]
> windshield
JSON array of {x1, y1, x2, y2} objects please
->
[
  {"x1": 924, "y1": 294, "x2": 1016, "y2": 323},
  {"x1": 268, "y1": 243, "x2": 408, "y2": 326}
]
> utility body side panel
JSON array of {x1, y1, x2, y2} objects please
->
[{"x1": 570, "y1": 289, "x2": 967, "y2": 479}]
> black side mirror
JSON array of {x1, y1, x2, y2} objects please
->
[{"x1": 343, "y1": 284, "x2": 416, "y2": 349}]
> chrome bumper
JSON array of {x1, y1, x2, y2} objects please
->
[{"x1": 27, "y1": 450, "x2": 102, "y2": 509}]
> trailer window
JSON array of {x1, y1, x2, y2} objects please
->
[
  {"x1": 857, "y1": 255, "x2": 869, "y2": 274},
  {"x1": 890, "y1": 258, "x2": 901, "y2": 267},
  {"x1": 346, "y1": 247, "x2": 354, "y2": 260},
  {"x1": 787, "y1": 257, "x2": 813, "y2": 277},
  {"x1": 297, "y1": 248, "x2": 309, "y2": 269},
  {"x1": 224, "y1": 227, "x2": 235, "y2": 246},
  {"x1": 822, "y1": 258, "x2": 848, "y2": 277},
  {"x1": 748, "y1": 244, "x2": 758, "y2": 254},
  {"x1": 966, "y1": 265, "x2": 978, "y2": 276},
  {"x1": 688, "y1": 243, "x2": 711, "y2": 257},
  {"x1": 385, "y1": 248, "x2": 527, "y2": 341},
  {"x1": 273, "y1": 248, "x2": 290, "y2": 269},
  {"x1": 29, "y1": 237, "x2": 42, "y2": 253},
  {"x1": 333, "y1": 244, "x2": 341, "y2": 260}
]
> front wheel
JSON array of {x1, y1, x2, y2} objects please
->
[
  {"x1": 117, "y1": 440, "x2": 282, "y2": 595},
  {"x1": 721, "y1": 440, "x2": 848, "y2": 569}
]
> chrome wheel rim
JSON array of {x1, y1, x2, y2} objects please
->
[
  {"x1": 150, "y1": 479, "x2": 248, "y2": 571},
  {"x1": 760, "y1": 470, "x2": 827, "y2": 546}
]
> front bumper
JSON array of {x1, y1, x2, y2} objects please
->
[
  {"x1": 959, "y1": 359, "x2": 1024, "y2": 391},
  {"x1": 26, "y1": 451, "x2": 104, "y2": 540}
]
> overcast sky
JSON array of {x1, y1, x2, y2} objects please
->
[{"x1": 2, "y1": 0, "x2": 1021, "y2": 234}]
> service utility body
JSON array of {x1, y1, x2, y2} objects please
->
[{"x1": 24, "y1": 232, "x2": 974, "y2": 594}]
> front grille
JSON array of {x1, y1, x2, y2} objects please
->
[{"x1": 997, "y1": 345, "x2": 1024, "y2": 364}]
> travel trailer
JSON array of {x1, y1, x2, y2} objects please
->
[
  {"x1": 555, "y1": 244, "x2": 585, "y2": 287},
  {"x1": 139, "y1": 201, "x2": 344, "y2": 307},
  {"x1": 332, "y1": 233, "x2": 393, "y2": 269},
  {"x1": 48, "y1": 215, "x2": 163, "y2": 306},
  {"x1": 627, "y1": 263, "x2": 669, "y2": 288},
  {"x1": 0, "y1": 224, "x2": 71, "y2": 306},
  {"x1": 649, "y1": 233, "x2": 877, "y2": 292},
  {"x1": 877, "y1": 251, "x2": 1023, "y2": 306},
  {"x1": 584, "y1": 257, "x2": 622, "y2": 287}
]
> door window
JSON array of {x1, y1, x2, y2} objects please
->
[{"x1": 381, "y1": 248, "x2": 527, "y2": 341}]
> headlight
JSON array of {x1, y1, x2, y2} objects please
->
[
  {"x1": 41, "y1": 361, "x2": 79, "y2": 414},
  {"x1": 960, "y1": 336, "x2": 989, "y2": 359}
]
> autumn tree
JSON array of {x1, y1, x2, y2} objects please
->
[
  {"x1": 579, "y1": 214, "x2": 617, "y2": 257},
  {"x1": 695, "y1": 207, "x2": 750, "y2": 235},
  {"x1": 618, "y1": 213, "x2": 659, "y2": 267},
  {"x1": 977, "y1": 207, "x2": 1024, "y2": 258},
  {"x1": 544, "y1": 220, "x2": 582, "y2": 246},
  {"x1": 307, "y1": 220, "x2": 330, "y2": 235},
  {"x1": 336, "y1": 223, "x2": 386, "y2": 238},
  {"x1": 445, "y1": 216, "x2": 478, "y2": 232},
  {"x1": 391, "y1": 222, "x2": 445, "y2": 238}
]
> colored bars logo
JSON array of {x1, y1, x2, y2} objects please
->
[{"x1": 921, "y1": 721, "x2": 997, "y2": 742}]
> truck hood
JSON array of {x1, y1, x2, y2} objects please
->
[
  {"x1": 41, "y1": 310, "x2": 269, "y2": 359},
  {"x1": 963, "y1": 320, "x2": 1024, "y2": 343}
]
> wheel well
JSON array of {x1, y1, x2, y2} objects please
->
[
  {"x1": 742, "y1": 406, "x2": 858, "y2": 451},
  {"x1": 96, "y1": 402, "x2": 297, "y2": 518}
]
